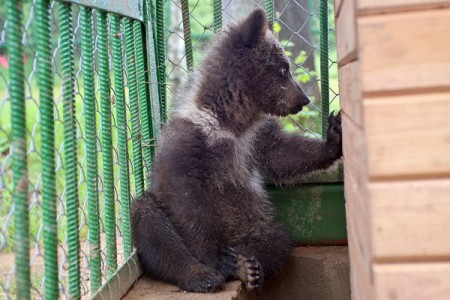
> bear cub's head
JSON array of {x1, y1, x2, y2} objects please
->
[{"x1": 224, "y1": 8, "x2": 310, "y2": 117}]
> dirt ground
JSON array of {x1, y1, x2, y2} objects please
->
[{"x1": 0, "y1": 233, "x2": 125, "y2": 299}]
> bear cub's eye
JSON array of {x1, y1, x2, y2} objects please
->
[{"x1": 279, "y1": 67, "x2": 287, "y2": 78}]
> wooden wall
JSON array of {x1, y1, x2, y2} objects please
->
[{"x1": 334, "y1": 0, "x2": 450, "y2": 298}]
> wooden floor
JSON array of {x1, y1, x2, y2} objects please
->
[{"x1": 122, "y1": 279, "x2": 251, "y2": 300}]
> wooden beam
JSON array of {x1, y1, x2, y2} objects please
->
[
  {"x1": 335, "y1": 0, "x2": 358, "y2": 66},
  {"x1": 364, "y1": 92, "x2": 450, "y2": 179},
  {"x1": 374, "y1": 262, "x2": 450, "y2": 299},
  {"x1": 358, "y1": 0, "x2": 450, "y2": 15},
  {"x1": 359, "y1": 8, "x2": 450, "y2": 95},
  {"x1": 369, "y1": 179, "x2": 450, "y2": 260},
  {"x1": 338, "y1": 60, "x2": 363, "y2": 126}
]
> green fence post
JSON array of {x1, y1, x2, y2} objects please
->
[
  {"x1": 6, "y1": 0, "x2": 30, "y2": 298},
  {"x1": 124, "y1": 18, "x2": 145, "y2": 198},
  {"x1": 264, "y1": 0, "x2": 274, "y2": 25},
  {"x1": 143, "y1": 0, "x2": 162, "y2": 136},
  {"x1": 181, "y1": 0, "x2": 194, "y2": 71},
  {"x1": 320, "y1": 0, "x2": 329, "y2": 138},
  {"x1": 97, "y1": 10, "x2": 118, "y2": 277},
  {"x1": 110, "y1": 15, "x2": 133, "y2": 258},
  {"x1": 36, "y1": 0, "x2": 59, "y2": 298},
  {"x1": 81, "y1": 6, "x2": 102, "y2": 292},
  {"x1": 133, "y1": 21, "x2": 154, "y2": 186},
  {"x1": 213, "y1": 0, "x2": 222, "y2": 32},
  {"x1": 59, "y1": 2, "x2": 81, "y2": 298},
  {"x1": 155, "y1": 0, "x2": 167, "y2": 124}
]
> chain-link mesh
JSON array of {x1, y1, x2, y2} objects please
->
[
  {"x1": 164, "y1": 0, "x2": 339, "y2": 137},
  {"x1": 0, "y1": 0, "x2": 339, "y2": 298}
]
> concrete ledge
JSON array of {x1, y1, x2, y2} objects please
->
[{"x1": 257, "y1": 246, "x2": 350, "y2": 300}]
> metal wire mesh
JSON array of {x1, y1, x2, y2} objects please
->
[
  {"x1": 0, "y1": 0, "x2": 339, "y2": 298},
  {"x1": 164, "y1": 0, "x2": 339, "y2": 137}
]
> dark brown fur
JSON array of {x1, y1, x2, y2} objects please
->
[{"x1": 131, "y1": 8, "x2": 342, "y2": 293}]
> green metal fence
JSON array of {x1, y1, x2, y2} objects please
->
[{"x1": 0, "y1": 0, "x2": 339, "y2": 298}]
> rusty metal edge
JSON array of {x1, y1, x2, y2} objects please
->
[
  {"x1": 91, "y1": 252, "x2": 142, "y2": 300},
  {"x1": 62, "y1": 0, "x2": 144, "y2": 21}
]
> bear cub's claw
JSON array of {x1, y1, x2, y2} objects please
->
[
  {"x1": 217, "y1": 246, "x2": 237, "y2": 280},
  {"x1": 327, "y1": 111, "x2": 343, "y2": 158},
  {"x1": 236, "y1": 255, "x2": 264, "y2": 291},
  {"x1": 179, "y1": 266, "x2": 225, "y2": 293}
]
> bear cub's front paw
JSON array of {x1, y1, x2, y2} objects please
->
[{"x1": 326, "y1": 111, "x2": 343, "y2": 159}]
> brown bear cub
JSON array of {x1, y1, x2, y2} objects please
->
[{"x1": 131, "y1": 8, "x2": 342, "y2": 293}]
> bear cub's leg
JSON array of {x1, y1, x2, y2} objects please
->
[{"x1": 132, "y1": 197, "x2": 227, "y2": 292}]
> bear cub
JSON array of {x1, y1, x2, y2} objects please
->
[{"x1": 131, "y1": 8, "x2": 343, "y2": 293}]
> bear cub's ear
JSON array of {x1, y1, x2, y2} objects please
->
[{"x1": 239, "y1": 8, "x2": 270, "y2": 48}]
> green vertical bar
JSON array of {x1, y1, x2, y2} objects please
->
[
  {"x1": 212, "y1": 0, "x2": 222, "y2": 32},
  {"x1": 124, "y1": 18, "x2": 145, "y2": 198},
  {"x1": 36, "y1": 0, "x2": 58, "y2": 298},
  {"x1": 320, "y1": 0, "x2": 329, "y2": 139},
  {"x1": 111, "y1": 15, "x2": 132, "y2": 258},
  {"x1": 181, "y1": 0, "x2": 194, "y2": 71},
  {"x1": 6, "y1": 0, "x2": 30, "y2": 298},
  {"x1": 264, "y1": 0, "x2": 274, "y2": 25},
  {"x1": 133, "y1": 21, "x2": 154, "y2": 186},
  {"x1": 97, "y1": 10, "x2": 117, "y2": 277},
  {"x1": 155, "y1": 0, "x2": 167, "y2": 124},
  {"x1": 59, "y1": 2, "x2": 81, "y2": 299},
  {"x1": 81, "y1": 6, "x2": 101, "y2": 292},
  {"x1": 143, "y1": 0, "x2": 162, "y2": 136}
]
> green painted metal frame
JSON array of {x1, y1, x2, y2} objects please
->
[
  {"x1": 63, "y1": 0, "x2": 144, "y2": 21},
  {"x1": 144, "y1": 0, "x2": 162, "y2": 135},
  {"x1": 37, "y1": 0, "x2": 59, "y2": 298},
  {"x1": 59, "y1": 2, "x2": 81, "y2": 298},
  {"x1": 124, "y1": 18, "x2": 145, "y2": 198},
  {"x1": 181, "y1": 0, "x2": 194, "y2": 71},
  {"x1": 91, "y1": 252, "x2": 142, "y2": 300},
  {"x1": 81, "y1": 6, "x2": 102, "y2": 292},
  {"x1": 6, "y1": 0, "x2": 31, "y2": 298},
  {"x1": 320, "y1": 0, "x2": 330, "y2": 138},
  {"x1": 97, "y1": 10, "x2": 118, "y2": 278},
  {"x1": 111, "y1": 15, "x2": 134, "y2": 259}
]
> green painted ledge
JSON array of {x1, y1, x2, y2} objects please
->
[{"x1": 269, "y1": 161, "x2": 347, "y2": 246}]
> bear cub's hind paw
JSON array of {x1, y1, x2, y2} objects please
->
[{"x1": 236, "y1": 255, "x2": 264, "y2": 291}]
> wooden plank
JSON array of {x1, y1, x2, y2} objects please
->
[
  {"x1": 369, "y1": 179, "x2": 450, "y2": 260},
  {"x1": 358, "y1": 0, "x2": 450, "y2": 15},
  {"x1": 364, "y1": 92, "x2": 450, "y2": 179},
  {"x1": 348, "y1": 223, "x2": 374, "y2": 300},
  {"x1": 359, "y1": 9, "x2": 450, "y2": 94},
  {"x1": 345, "y1": 169, "x2": 372, "y2": 300},
  {"x1": 338, "y1": 60, "x2": 363, "y2": 126},
  {"x1": 374, "y1": 262, "x2": 450, "y2": 300},
  {"x1": 335, "y1": 0, "x2": 357, "y2": 66},
  {"x1": 342, "y1": 116, "x2": 373, "y2": 299}
]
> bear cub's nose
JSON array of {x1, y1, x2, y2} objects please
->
[{"x1": 302, "y1": 95, "x2": 311, "y2": 106}]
